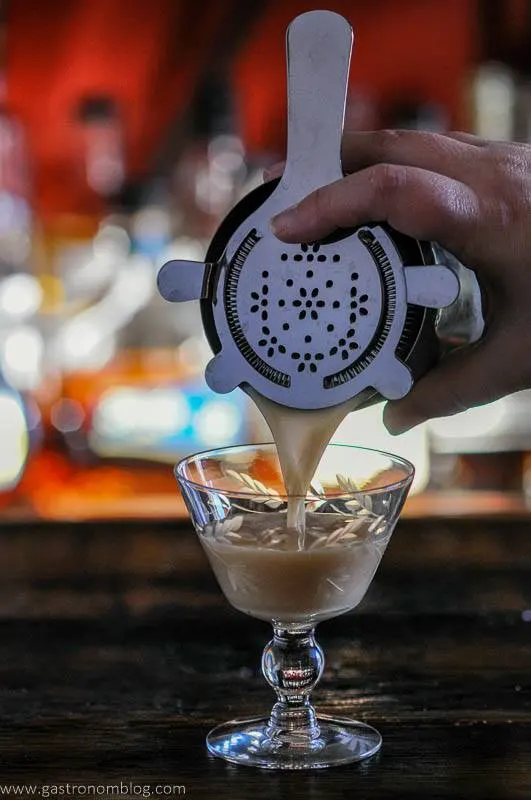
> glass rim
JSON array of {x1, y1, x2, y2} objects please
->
[{"x1": 174, "y1": 442, "x2": 415, "y2": 500}]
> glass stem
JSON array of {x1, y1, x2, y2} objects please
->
[{"x1": 261, "y1": 625, "x2": 324, "y2": 743}]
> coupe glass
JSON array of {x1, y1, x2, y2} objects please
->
[{"x1": 176, "y1": 443, "x2": 414, "y2": 770}]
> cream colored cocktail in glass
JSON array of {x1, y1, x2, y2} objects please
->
[{"x1": 176, "y1": 443, "x2": 414, "y2": 770}]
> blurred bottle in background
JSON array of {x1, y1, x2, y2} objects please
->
[
  {"x1": 471, "y1": 62, "x2": 517, "y2": 140},
  {"x1": 383, "y1": 96, "x2": 449, "y2": 132}
]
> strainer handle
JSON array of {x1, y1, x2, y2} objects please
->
[{"x1": 280, "y1": 11, "x2": 353, "y2": 205}]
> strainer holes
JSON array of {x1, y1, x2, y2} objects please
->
[
  {"x1": 262, "y1": 311, "x2": 268, "y2": 321},
  {"x1": 286, "y1": 279, "x2": 294, "y2": 287},
  {"x1": 279, "y1": 299, "x2": 286, "y2": 307},
  {"x1": 339, "y1": 339, "x2": 346, "y2": 347},
  {"x1": 258, "y1": 339, "x2": 267, "y2": 347},
  {"x1": 351, "y1": 301, "x2": 357, "y2": 309},
  {"x1": 350, "y1": 313, "x2": 357, "y2": 323},
  {"x1": 262, "y1": 285, "x2": 269, "y2": 295},
  {"x1": 282, "y1": 323, "x2": 290, "y2": 331},
  {"x1": 281, "y1": 254, "x2": 288, "y2": 261},
  {"x1": 301, "y1": 243, "x2": 308, "y2": 252},
  {"x1": 315, "y1": 353, "x2": 324, "y2": 360},
  {"x1": 329, "y1": 346, "x2": 338, "y2": 356},
  {"x1": 332, "y1": 301, "x2": 340, "y2": 309},
  {"x1": 326, "y1": 280, "x2": 333, "y2": 288},
  {"x1": 267, "y1": 347, "x2": 274, "y2": 358},
  {"x1": 351, "y1": 272, "x2": 358, "y2": 280},
  {"x1": 312, "y1": 243, "x2": 320, "y2": 252},
  {"x1": 305, "y1": 300, "x2": 312, "y2": 308},
  {"x1": 262, "y1": 271, "x2": 269, "y2": 278},
  {"x1": 293, "y1": 299, "x2": 302, "y2": 307},
  {"x1": 306, "y1": 270, "x2": 314, "y2": 278},
  {"x1": 300, "y1": 288, "x2": 307, "y2": 297},
  {"x1": 310, "y1": 363, "x2": 317, "y2": 373},
  {"x1": 311, "y1": 288, "x2": 319, "y2": 297},
  {"x1": 347, "y1": 328, "x2": 355, "y2": 338},
  {"x1": 279, "y1": 345, "x2": 286, "y2": 354},
  {"x1": 294, "y1": 254, "x2": 303, "y2": 262},
  {"x1": 262, "y1": 326, "x2": 270, "y2": 334},
  {"x1": 311, "y1": 310, "x2": 318, "y2": 320},
  {"x1": 349, "y1": 342, "x2": 358, "y2": 350},
  {"x1": 291, "y1": 352, "x2": 301, "y2": 360},
  {"x1": 360, "y1": 308, "x2": 368, "y2": 316},
  {"x1": 251, "y1": 292, "x2": 259, "y2": 300},
  {"x1": 251, "y1": 305, "x2": 259, "y2": 313},
  {"x1": 317, "y1": 254, "x2": 326, "y2": 262},
  {"x1": 299, "y1": 311, "x2": 307, "y2": 320},
  {"x1": 327, "y1": 324, "x2": 334, "y2": 332},
  {"x1": 333, "y1": 254, "x2": 340, "y2": 262},
  {"x1": 359, "y1": 294, "x2": 369, "y2": 302},
  {"x1": 316, "y1": 300, "x2": 325, "y2": 308},
  {"x1": 271, "y1": 337, "x2": 277, "y2": 344},
  {"x1": 350, "y1": 287, "x2": 357, "y2": 297},
  {"x1": 342, "y1": 350, "x2": 349, "y2": 360},
  {"x1": 304, "y1": 353, "x2": 311, "y2": 361},
  {"x1": 304, "y1": 335, "x2": 312, "y2": 343},
  {"x1": 307, "y1": 255, "x2": 314, "y2": 262},
  {"x1": 297, "y1": 363, "x2": 305, "y2": 372},
  {"x1": 261, "y1": 299, "x2": 268, "y2": 307}
]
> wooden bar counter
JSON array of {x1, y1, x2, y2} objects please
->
[{"x1": 0, "y1": 514, "x2": 529, "y2": 798}]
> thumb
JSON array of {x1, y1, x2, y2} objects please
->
[{"x1": 383, "y1": 332, "x2": 514, "y2": 434}]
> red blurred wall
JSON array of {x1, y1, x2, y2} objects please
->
[
  {"x1": 7, "y1": 0, "x2": 226, "y2": 219},
  {"x1": 234, "y1": 0, "x2": 477, "y2": 156},
  {"x1": 7, "y1": 0, "x2": 477, "y2": 218}
]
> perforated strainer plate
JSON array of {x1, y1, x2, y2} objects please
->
[
  {"x1": 212, "y1": 225, "x2": 393, "y2": 396},
  {"x1": 157, "y1": 11, "x2": 461, "y2": 410},
  {"x1": 235, "y1": 236, "x2": 378, "y2": 380}
]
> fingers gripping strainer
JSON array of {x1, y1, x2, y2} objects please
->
[{"x1": 158, "y1": 10, "x2": 460, "y2": 411}]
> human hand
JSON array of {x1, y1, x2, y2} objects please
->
[{"x1": 267, "y1": 130, "x2": 531, "y2": 433}]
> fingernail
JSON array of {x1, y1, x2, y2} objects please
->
[
  {"x1": 383, "y1": 405, "x2": 414, "y2": 436},
  {"x1": 386, "y1": 420, "x2": 411, "y2": 436},
  {"x1": 270, "y1": 204, "x2": 299, "y2": 237}
]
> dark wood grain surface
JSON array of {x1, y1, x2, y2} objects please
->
[{"x1": 0, "y1": 515, "x2": 530, "y2": 798}]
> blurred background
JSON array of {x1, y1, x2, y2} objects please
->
[{"x1": 0, "y1": 0, "x2": 530, "y2": 521}]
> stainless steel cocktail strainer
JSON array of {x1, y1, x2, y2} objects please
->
[{"x1": 158, "y1": 10, "x2": 476, "y2": 411}]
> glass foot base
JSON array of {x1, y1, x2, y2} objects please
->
[{"x1": 206, "y1": 714, "x2": 382, "y2": 770}]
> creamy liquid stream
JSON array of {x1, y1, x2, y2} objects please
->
[{"x1": 247, "y1": 387, "x2": 357, "y2": 545}]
